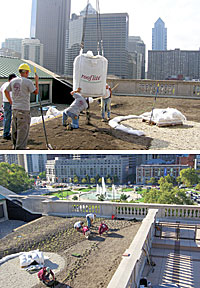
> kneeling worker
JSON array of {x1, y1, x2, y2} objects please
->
[
  {"x1": 63, "y1": 88, "x2": 88, "y2": 130},
  {"x1": 38, "y1": 266, "x2": 55, "y2": 286}
]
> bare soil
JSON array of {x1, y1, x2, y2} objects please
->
[
  {"x1": 0, "y1": 96, "x2": 199, "y2": 150},
  {"x1": 0, "y1": 216, "x2": 141, "y2": 288}
]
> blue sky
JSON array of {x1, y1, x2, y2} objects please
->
[{"x1": 1, "y1": 0, "x2": 200, "y2": 52}]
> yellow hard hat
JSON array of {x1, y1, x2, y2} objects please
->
[{"x1": 18, "y1": 63, "x2": 31, "y2": 72}]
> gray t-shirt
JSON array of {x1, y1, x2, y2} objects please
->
[
  {"x1": 66, "y1": 93, "x2": 88, "y2": 116},
  {"x1": 6, "y1": 77, "x2": 36, "y2": 111}
]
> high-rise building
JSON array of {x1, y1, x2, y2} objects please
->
[
  {"x1": 22, "y1": 38, "x2": 43, "y2": 65},
  {"x1": 23, "y1": 154, "x2": 47, "y2": 175},
  {"x1": 1, "y1": 38, "x2": 23, "y2": 55},
  {"x1": 152, "y1": 18, "x2": 167, "y2": 51},
  {"x1": 128, "y1": 36, "x2": 146, "y2": 79},
  {"x1": 148, "y1": 49, "x2": 200, "y2": 80},
  {"x1": 65, "y1": 5, "x2": 129, "y2": 79},
  {"x1": 30, "y1": 0, "x2": 71, "y2": 74}
]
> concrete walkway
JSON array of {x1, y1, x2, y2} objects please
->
[{"x1": 142, "y1": 222, "x2": 200, "y2": 288}]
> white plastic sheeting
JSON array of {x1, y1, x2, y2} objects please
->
[
  {"x1": 0, "y1": 252, "x2": 23, "y2": 265},
  {"x1": 73, "y1": 51, "x2": 108, "y2": 98},
  {"x1": 19, "y1": 250, "x2": 44, "y2": 268},
  {"x1": 141, "y1": 108, "x2": 186, "y2": 126},
  {"x1": 109, "y1": 115, "x2": 145, "y2": 136},
  {"x1": 31, "y1": 107, "x2": 62, "y2": 126}
]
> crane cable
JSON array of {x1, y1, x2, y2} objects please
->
[
  {"x1": 96, "y1": 0, "x2": 104, "y2": 56},
  {"x1": 81, "y1": 0, "x2": 90, "y2": 51},
  {"x1": 81, "y1": 0, "x2": 104, "y2": 56}
]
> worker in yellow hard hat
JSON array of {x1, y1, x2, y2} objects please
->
[
  {"x1": 5, "y1": 63, "x2": 39, "y2": 150},
  {"x1": 18, "y1": 63, "x2": 32, "y2": 73}
]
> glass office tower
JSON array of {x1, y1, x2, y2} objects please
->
[{"x1": 30, "y1": 0, "x2": 71, "y2": 74}]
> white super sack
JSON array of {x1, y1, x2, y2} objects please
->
[{"x1": 73, "y1": 50, "x2": 108, "y2": 98}]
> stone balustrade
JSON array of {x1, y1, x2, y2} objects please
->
[
  {"x1": 9, "y1": 195, "x2": 200, "y2": 222},
  {"x1": 107, "y1": 78, "x2": 200, "y2": 99}
]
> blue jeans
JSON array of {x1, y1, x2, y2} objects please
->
[
  {"x1": 63, "y1": 110, "x2": 79, "y2": 129},
  {"x1": 3, "y1": 102, "x2": 12, "y2": 137},
  {"x1": 86, "y1": 216, "x2": 91, "y2": 228},
  {"x1": 101, "y1": 97, "x2": 111, "y2": 119}
]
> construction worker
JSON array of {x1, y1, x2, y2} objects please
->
[
  {"x1": 82, "y1": 226, "x2": 91, "y2": 239},
  {"x1": 62, "y1": 87, "x2": 88, "y2": 130},
  {"x1": 0, "y1": 74, "x2": 16, "y2": 140},
  {"x1": 5, "y1": 63, "x2": 39, "y2": 150},
  {"x1": 101, "y1": 83, "x2": 112, "y2": 122},
  {"x1": 38, "y1": 266, "x2": 55, "y2": 285},
  {"x1": 98, "y1": 222, "x2": 109, "y2": 236},
  {"x1": 86, "y1": 213, "x2": 96, "y2": 228},
  {"x1": 74, "y1": 220, "x2": 84, "y2": 231}
]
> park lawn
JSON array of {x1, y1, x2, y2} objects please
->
[
  {"x1": 44, "y1": 190, "x2": 77, "y2": 198},
  {"x1": 77, "y1": 188, "x2": 96, "y2": 192},
  {"x1": 122, "y1": 188, "x2": 134, "y2": 192}
]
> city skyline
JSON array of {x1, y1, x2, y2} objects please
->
[{"x1": 0, "y1": 0, "x2": 200, "y2": 56}]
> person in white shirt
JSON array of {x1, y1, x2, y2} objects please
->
[
  {"x1": 86, "y1": 213, "x2": 96, "y2": 228},
  {"x1": 62, "y1": 88, "x2": 88, "y2": 130},
  {"x1": 0, "y1": 74, "x2": 16, "y2": 140},
  {"x1": 74, "y1": 221, "x2": 84, "y2": 231},
  {"x1": 101, "y1": 84, "x2": 112, "y2": 122}
]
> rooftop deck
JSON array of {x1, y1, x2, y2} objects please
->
[{"x1": 142, "y1": 222, "x2": 200, "y2": 288}]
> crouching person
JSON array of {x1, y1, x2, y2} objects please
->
[
  {"x1": 98, "y1": 222, "x2": 109, "y2": 236},
  {"x1": 82, "y1": 226, "x2": 91, "y2": 239},
  {"x1": 38, "y1": 266, "x2": 55, "y2": 286},
  {"x1": 74, "y1": 220, "x2": 84, "y2": 231},
  {"x1": 63, "y1": 88, "x2": 88, "y2": 130}
]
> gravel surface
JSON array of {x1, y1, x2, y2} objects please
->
[
  {"x1": 0, "y1": 252, "x2": 65, "y2": 288},
  {"x1": 122, "y1": 118, "x2": 200, "y2": 150}
]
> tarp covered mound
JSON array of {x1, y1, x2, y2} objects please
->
[
  {"x1": 73, "y1": 50, "x2": 108, "y2": 98},
  {"x1": 141, "y1": 108, "x2": 186, "y2": 127},
  {"x1": 19, "y1": 250, "x2": 44, "y2": 268}
]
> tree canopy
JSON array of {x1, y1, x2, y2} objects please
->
[
  {"x1": 0, "y1": 162, "x2": 34, "y2": 193},
  {"x1": 143, "y1": 175, "x2": 193, "y2": 205},
  {"x1": 179, "y1": 168, "x2": 199, "y2": 187},
  {"x1": 38, "y1": 171, "x2": 46, "y2": 179}
]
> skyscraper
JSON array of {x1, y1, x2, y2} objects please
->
[
  {"x1": 22, "y1": 38, "x2": 43, "y2": 65},
  {"x1": 148, "y1": 49, "x2": 200, "y2": 80},
  {"x1": 152, "y1": 18, "x2": 167, "y2": 50},
  {"x1": 128, "y1": 36, "x2": 146, "y2": 79},
  {"x1": 65, "y1": 5, "x2": 129, "y2": 79},
  {"x1": 2, "y1": 38, "x2": 23, "y2": 54},
  {"x1": 30, "y1": 0, "x2": 71, "y2": 74}
]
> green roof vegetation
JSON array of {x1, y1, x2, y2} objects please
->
[{"x1": 0, "y1": 56, "x2": 53, "y2": 79}]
